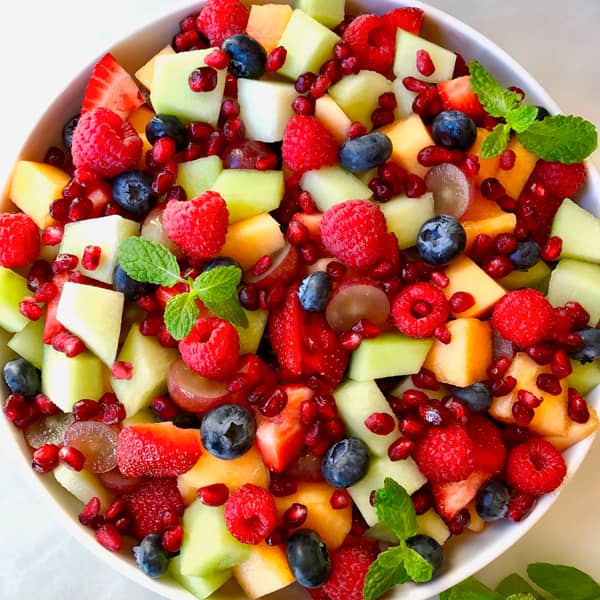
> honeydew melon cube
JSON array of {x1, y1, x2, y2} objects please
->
[
  {"x1": 498, "y1": 260, "x2": 551, "y2": 294},
  {"x1": 59, "y1": 215, "x2": 140, "y2": 284},
  {"x1": 0, "y1": 267, "x2": 30, "y2": 333},
  {"x1": 0, "y1": 327, "x2": 18, "y2": 369},
  {"x1": 53, "y1": 463, "x2": 114, "y2": 509},
  {"x1": 8, "y1": 317, "x2": 45, "y2": 369},
  {"x1": 300, "y1": 165, "x2": 372, "y2": 212},
  {"x1": 392, "y1": 77, "x2": 417, "y2": 119},
  {"x1": 122, "y1": 407, "x2": 158, "y2": 427},
  {"x1": 176, "y1": 155, "x2": 223, "y2": 200},
  {"x1": 151, "y1": 49, "x2": 227, "y2": 126},
  {"x1": 348, "y1": 333, "x2": 433, "y2": 381},
  {"x1": 237, "y1": 309, "x2": 268, "y2": 355},
  {"x1": 328, "y1": 71, "x2": 393, "y2": 129},
  {"x1": 568, "y1": 360, "x2": 600, "y2": 396},
  {"x1": 276, "y1": 10, "x2": 340, "y2": 81},
  {"x1": 295, "y1": 0, "x2": 345, "y2": 27},
  {"x1": 551, "y1": 198, "x2": 600, "y2": 264},
  {"x1": 41, "y1": 345, "x2": 104, "y2": 412},
  {"x1": 416, "y1": 509, "x2": 451, "y2": 546},
  {"x1": 169, "y1": 555, "x2": 232, "y2": 600},
  {"x1": 390, "y1": 376, "x2": 450, "y2": 402},
  {"x1": 135, "y1": 44, "x2": 175, "y2": 89},
  {"x1": 314, "y1": 95, "x2": 352, "y2": 143},
  {"x1": 380, "y1": 193, "x2": 435, "y2": 249},
  {"x1": 211, "y1": 170, "x2": 284, "y2": 223},
  {"x1": 237, "y1": 79, "x2": 297, "y2": 143}
]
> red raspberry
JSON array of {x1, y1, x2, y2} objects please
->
[
  {"x1": 320, "y1": 199, "x2": 388, "y2": 269},
  {"x1": 162, "y1": 191, "x2": 229, "y2": 260},
  {"x1": 282, "y1": 115, "x2": 338, "y2": 175},
  {"x1": 530, "y1": 160, "x2": 586, "y2": 199},
  {"x1": 492, "y1": 289, "x2": 555, "y2": 348},
  {"x1": 466, "y1": 415, "x2": 506, "y2": 476},
  {"x1": 71, "y1": 107, "x2": 142, "y2": 177},
  {"x1": 179, "y1": 317, "x2": 240, "y2": 379},
  {"x1": 196, "y1": 0, "x2": 249, "y2": 46},
  {"x1": 412, "y1": 422, "x2": 475, "y2": 484},
  {"x1": 506, "y1": 490, "x2": 538, "y2": 521},
  {"x1": 506, "y1": 438, "x2": 567, "y2": 494},
  {"x1": 343, "y1": 14, "x2": 394, "y2": 74},
  {"x1": 382, "y1": 6, "x2": 424, "y2": 37},
  {"x1": 122, "y1": 477, "x2": 184, "y2": 540},
  {"x1": 0, "y1": 213, "x2": 40, "y2": 268},
  {"x1": 322, "y1": 544, "x2": 377, "y2": 600},
  {"x1": 392, "y1": 282, "x2": 450, "y2": 338},
  {"x1": 224, "y1": 483, "x2": 277, "y2": 544}
]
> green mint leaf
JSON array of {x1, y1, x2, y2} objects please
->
[
  {"x1": 518, "y1": 115, "x2": 598, "y2": 163},
  {"x1": 440, "y1": 576, "x2": 503, "y2": 600},
  {"x1": 481, "y1": 123, "x2": 511, "y2": 158},
  {"x1": 527, "y1": 563, "x2": 600, "y2": 600},
  {"x1": 505, "y1": 595, "x2": 537, "y2": 600},
  {"x1": 362, "y1": 546, "x2": 410, "y2": 600},
  {"x1": 203, "y1": 296, "x2": 249, "y2": 329},
  {"x1": 506, "y1": 104, "x2": 539, "y2": 133},
  {"x1": 496, "y1": 573, "x2": 543, "y2": 599},
  {"x1": 469, "y1": 60, "x2": 522, "y2": 117},
  {"x1": 402, "y1": 544, "x2": 433, "y2": 583},
  {"x1": 164, "y1": 292, "x2": 199, "y2": 340},
  {"x1": 118, "y1": 237, "x2": 181, "y2": 287},
  {"x1": 373, "y1": 478, "x2": 418, "y2": 540},
  {"x1": 192, "y1": 265, "x2": 242, "y2": 303}
]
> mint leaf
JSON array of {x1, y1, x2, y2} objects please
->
[
  {"x1": 481, "y1": 123, "x2": 511, "y2": 158},
  {"x1": 440, "y1": 576, "x2": 503, "y2": 599},
  {"x1": 470, "y1": 60, "x2": 521, "y2": 118},
  {"x1": 373, "y1": 478, "x2": 418, "y2": 540},
  {"x1": 506, "y1": 104, "x2": 539, "y2": 133},
  {"x1": 506, "y1": 595, "x2": 537, "y2": 600},
  {"x1": 118, "y1": 237, "x2": 181, "y2": 287},
  {"x1": 527, "y1": 563, "x2": 600, "y2": 600},
  {"x1": 363, "y1": 547, "x2": 410, "y2": 600},
  {"x1": 518, "y1": 115, "x2": 598, "y2": 163},
  {"x1": 192, "y1": 265, "x2": 242, "y2": 303},
  {"x1": 164, "y1": 292, "x2": 199, "y2": 340},
  {"x1": 402, "y1": 544, "x2": 433, "y2": 583},
  {"x1": 496, "y1": 573, "x2": 543, "y2": 599},
  {"x1": 203, "y1": 296, "x2": 249, "y2": 328}
]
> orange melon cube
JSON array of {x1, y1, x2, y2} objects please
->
[
  {"x1": 423, "y1": 318, "x2": 492, "y2": 387},
  {"x1": 135, "y1": 44, "x2": 175, "y2": 89},
  {"x1": 127, "y1": 105, "x2": 154, "y2": 134},
  {"x1": 315, "y1": 95, "x2": 352, "y2": 143},
  {"x1": 462, "y1": 211, "x2": 517, "y2": 251},
  {"x1": 466, "y1": 501, "x2": 486, "y2": 533},
  {"x1": 246, "y1": 4, "x2": 293, "y2": 53},
  {"x1": 461, "y1": 190, "x2": 506, "y2": 222},
  {"x1": 545, "y1": 405, "x2": 599, "y2": 450},
  {"x1": 495, "y1": 138, "x2": 538, "y2": 200},
  {"x1": 470, "y1": 128, "x2": 501, "y2": 184}
]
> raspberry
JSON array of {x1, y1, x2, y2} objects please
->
[
  {"x1": 466, "y1": 415, "x2": 506, "y2": 475},
  {"x1": 282, "y1": 115, "x2": 339, "y2": 174},
  {"x1": 382, "y1": 7, "x2": 425, "y2": 37},
  {"x1": 506, "y1": 438, "x2": 567, "y2": 494},
  {"x1": 343, "y1": 14, "x2": 394, "y2": 74},
  {"x1": 0, "y1": 213, "x2": 40, "y2": 268},
  {"x1": 492, "y1": 289, "x2": 555, "y2": 347},
  {"x1": 322, "y1": 544, "x2": 377, "y2": 600},
  {"x1": 320, "y1": 200, "x2": 388, "y2": 269},
  {"x1": 223, "y1": 483, "x2": 277, "y2": 544},
  {"x1": 506, "y1": 489, "x2": 538, "y2": 521},
  {"x1": 412, "y1": 422, "x2": 475, "y2": 484},
  {"x1": 179, "y1": 317, "x2": 240, "y2": 379},
  {"x1": 71, "y1": 107, "x2": 142, "y2": 177},
  {"x1": 162, "y1": 191, "x2": 229, "y2": 260},
  {"x1": 196, "y1": 0, "x2": 249, "y2": 46},
  {"x1": 392, "y1": 282, "x2": 451, "y2": 338},
  {"x1": 122, "y1": 477, "x2": 184, "y2": 540},
  {"x1": 530, "y1": 160, "x2": 586, "y2": 199}
]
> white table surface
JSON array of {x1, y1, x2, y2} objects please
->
[{"x1": 1, "y1": 1, "x2": 599, "y2": 598}]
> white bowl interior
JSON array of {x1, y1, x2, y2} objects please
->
[{"x1": 1, "y1": 1, "x2": 599, "y2": 599}]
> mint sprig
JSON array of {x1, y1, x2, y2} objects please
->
[
  {"x1": 118, "y1": 237, "x2": 181, "y2": 287},
  {"x1": 469, "y1": 60, "x2": 597, "y2": 163}
]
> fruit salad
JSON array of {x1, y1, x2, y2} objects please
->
[{"x1": 1, "y1": 1, "x2": 599, "y2": 599}]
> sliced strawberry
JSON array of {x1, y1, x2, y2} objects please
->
[
  {"x1": 82, "y1": 53, "x2": 144, "y2": 120},
  {"x1": 466, "y1": 415, "x2": 506, "y2": 476},
  {"x1": 268, "y1": 285, "x2": 304, "y2": 377},
  {"x1": 117, "y1": 422, "x2": 202, "y2": 478},
  {"x1": 437, "y1": 76, "x2": 486, "y2": 123},
  {"x1": 244, "y1": 244, "x2": 301, "y2": 289},
  {"x1": 432, "y1": 469, "x2": 491, "y2": 521},
  {"x1": 382, "y1": 6, "x2": 424, "y2": 36}
]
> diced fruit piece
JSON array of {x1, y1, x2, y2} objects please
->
[
  {"x1": 423, "y1": 318, "x2": 492, "y2": 387},
  {"x1": 111, "y1": 323, "x2": 179, "y2": 416},
  {"x1": 568, "y1": 360, "x2": 600, "y2": 396},
  {"x1": 390, "y1": 377, "x2": 450, "y2": 402},
  {"x1": 0, "y1": 327, "x2": 18, "y2": 367},
  {"x1": 150, "y1": 49, "x2": 227, "y2": 125},
  {"x1": 122, "y1": 407, "x2": 157, "y2": 427},
  {"x1": 495, "y1": 138, "x2": 538, "y2": 200},
  {"x1": 551, "y1": 198, "x2": 600, "y2": 264},
  {"x1": 0, "y1": 267, "x2": 30, "y2": 332},
  {"x1": 276, "y1": 10, "x2": 340, "y2": 81},
  {"x1": 416, "y1": 509, "x2": 451, "y2": 546},
  {"x1": 135, "y1": 45, "x2": 175, "y2": 89},
  {"x1": 544, "y1": 405, "x2": 599, "y2": 450},
  {"x1": 237, "y1": 309, "x2": 268, "y2": 355},
  {"x1": 381, "y1": 193, "x2": 435, "y2": 249},
  {"x1": 41, "y1": 346, "x2": 104, "y2": 412},
  {"x1": 176, "y1": 156, "x2": 223, "y2": 201},
  {"x1": 127, "y1": 104, "x2": 155, "y2": 136},
  {"x1": 296, "y1": 0, "x2": 344, "y2": 27},
  {"x1": 437, "y1": 76, "x2": 485, "y2": 123},
  {"x1": 53, "y1": 463, "x2": 114, "y2": 509},
  {"x1": 314, "y1": 95, "x2": 353, "y2": 143},
  {"x1": 211, "y1": 169, "x2": 284, "y2": 223},
  {"x1": 392, "y1": 77, "x2": 418, "y2": 119},
  {"x1": 8, "y1": 317, "x2": 45, "y2": 369},
  {"x1": 460, "y1": 192, "x2": 506, "y2": 222},
  {"x1": 169, "y1": 555, "x2": 232, "y2": 600},
  {"x1": 246, "y1": 3, "x2": 293, "y2": 53},
  {"x1": 9, "y1": 160, "x2": 70, "y2": 229},
  {"x1": 432, "y1": 469, "x2": 490, "y2": 521},
  {"x1": 470, "y1": 128, "x2": 502, "y2": 183},
  {"x1": 348, "y1": 332, "x2": 433, "y2": 381},
  {"x1": 461, "y1": 211, "x2": 517, "y2": 252},
  {"x1": 499, "y1": 260, "x2": 551, "y2": 294}
]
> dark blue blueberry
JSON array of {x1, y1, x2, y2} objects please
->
[
  {"x1": 321, "y1": 437, "x2": 369, "y2": 488},
  {"x1": 203, "y1": 257, "x2": 241, "y2": 272},
  {"x1": 297, "y1": 271, "x2": 332, "y2": 312},
  {"x1": 475, "y1": 478, "x2": 511, "y2": 521},
  {"x1": 222, "y1": 34, "x2": 267, "y2": 80},
  {"x1": 133, "y1": 534, "x2": 169, "y2": 579},
  {"x1": 145, "y1": 114, "x2": 188, "y2": 151},
  {"x1": 3, "y1": 358, "x2": 40, "y2": 397},
  {"x1": 570, "y1": 328, "x2": 600, "y2": 364},
  {"x1": 62, "y1": 114, "x2": 80, "y2": 150},
  {"x1": 338, "y1": 132, "x2": 393, "y2": 173},
  {"x1": 449, "y1": 383, "x2": 492, "y2": 413},
  {"x1": 535, "y1": 106, "x2": 551, "y2": 121},
  {"x1": 431, "y1": 110, "x2": 477, "y2": 151},
  {"x1": 405, "y1": 534, "x2": 444, "y2": 576},
  {"x1": 416, "y1": 216, "x2": 466, "y2": 266},
  {"x1": 201, "y1": 403, "x2": 256, "y2": 460},
  {"x1": 112, "y1": 170, "x2": 156, "y2": 216},
  {"x1": 113, "y1": 262, "x2": 156, "y2": 300},
  {"x1": 286, "y1": 529, "x2": 331, "y2": 588},
  {"x1": 509, "y1": 241, "x2": 541, "y2": 270}
]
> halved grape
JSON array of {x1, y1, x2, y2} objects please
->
[
  {"x1": 425, "y1": 163, "x2": 474, "y2": 218},
  {"x1": 25, "y1": 413, "x2": 75, "y2": 449},
  {"x1": 141, "y1": 207, "x2": 183, "y2": 258},
  {"x1": 244, "y1": 243, "x2": 300, "y2": 288},
  {"x1": 64, "y1": 421, "x2": 119, "y2": 473},
  {"x1": 98, "y1": 468, "x2": 142, "y2": 494}
]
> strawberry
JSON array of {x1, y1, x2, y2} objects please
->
[
  {"x1": 437, "y1": 76, "x2": 486, "y2": 123},
  {"x1": 81, "y1": 53, "x2": 144, "y2": 120},
  {"x1": 432, "y1": 469, "x2": 491, "y2": 521},
  {"x1": 268, "y1": 285, "x2": 304, "y2": 377},
  {"x1": 466, "y1": 415, "x2": 506, "y2": 476}
]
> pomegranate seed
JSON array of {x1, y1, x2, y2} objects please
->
[
  {"x1": 499, "y1": 149, "x2": 516, "y2": 170},
  {"x1": 224, "y1": 72, "x2": 238, "y2": 97},
  {"x1": 340, "y1": 56, "x2": 359, "y2": 75},
  {"x1": 536, "y1": 373, "x2": 562, "y2": 395},
  {"x1": 564, "y1": 301, "x2": 590, "y2": 329},
  {"x1": 449, "y1": 291, "x2": 475, "y2": 313},
  {"x1": 526, "y1": 343, "x2": 554, "y2": 365},
  {"x1": 44, "y1": 146, "x2": 65, "y2": 167},
  {"x1": 469, "y1": 234, "x2": 494, "y2": 264},
  {"x1": 507, "y1": 490, "x2": 538, "y2": 522},
  {"x1": 418, "y1": 145, "x2": 465, "y2": 167},
  {"x1": 35, "y1": 393, "x2": 60, "y2": 416},
  {"x1": 220, "y1": 100, "x2": 240, "y2": 122},
  {"x1": 402, "y1": 389, "x2": 429, "y2": 407},
  {"x1": 364, "y1": 412, "x2": 395, "y2": 435},
  {"x1": 379, "y1": 162, "x2": 407, "y2": 192},
  {"x1": 223, "y1": 117, "x2": 245, "y2": 143},
  {"x1": 158, "y1": 325, "x2": 178, "y2": 348},
  {"x1": 309, "y1": 74, "x2": 331, "y2": 99},
  {"x1": 517, "y1": 389, "x2": 543, "y2": 409},
  {"x1": 405, "y1": 174, "x2": 427, "y2": 198},
  {"x1": 508, "y1": 85, "x2": 525, "y2": 100},
  {"x1": 352, "y1": 319, "x2": 381, "y2": 339},
  {"x1": 416, "y1": 49, "x2": 435, "y2": 76},
  {"x1": 102, "y1": 402, "x2": 126, "y2": 425},
  {"x1": 198, "y1": 483, "x2": 230, "y2": 506},
  {"x1": 266, "y1": 526, "x2": 288, "y2": 546},
  {"x1": 483, "y1": 255, "x2": 513, "y2": 279},
  {"x1": 42, "y1": 225, "x2": 64, "y2": 246},
  {"x1": 429, "y1": 271, "x2": 449, "y2": 288},
  {"x1": 140, "y1": 314, "x2": 163, "y2": 337},
  {"x1": 251, "y1": 255, "x2": 273, "y2": 277},
  {"x1": 205, "y1": 48, "x2": 229, "y2": 69},
  {"x1": 402, "y1": 76, "x2": 431, "y2": 93},
  {"x1": 162, "y1": 511, "x2": 181, "y2": 529},
  {"x1": 300, "y1": 400, "x2": 318, "y2": 426},
  {"x1": 568, "y1": 388, "x2": 590, "y2": 423},
  {"x1": 63, "y1": 178, "x2": 84, "y2": 201},
  {"x1": 105, "y1": 497, "x2": 126, "y2": 521},
  {"x1": 81, "y1": 245, "x2": 102, "y2": 271},
  {"x1": 330, "y1": 489, "x2": 351, "y2": 509},
  {"x1": 263, "y1": 45, "x2": 286, "y2": 72},
  {"x1": 286, "y1": 221, "x2": 309, "y2": 246},
  {"x1": 189, "y1": 66, "x2": 218, "y2": 92},
  {"x1": 68, "y1": 197, "x2": 93, "y2": 221},
  {"x1": 512, "y1": 401, "x2": 534, "y2": 427},
  {"x1": 481, "y1": 178, "x2": 506, "y2": 201},
  {"x1": 371, "y1": 107, "x2": 395, "y2": 128},
  {"x1": 19, "y1": 300, "x2": 43, "y2": 321},
  {"x1": 259, "y1": 388, "x2": 288, "y2": 417},
  {"x1": 151, "y1": 396, "x2": 179, "y2": 420},
  {"x1": 49, "y1": 197, "x2": 70, "y2": 222},
  {"x1": 487, "y1": 356, "x2": 512, "y2": 381},
  {"x1": 299, "y1": 240, "x2": 319, "y2": 264},
  {"x1": 96, "y1": 523, "x2": 122, "y2": 552},
  {"x1": 434, "y1": 325, "x2": 451, "y2": 344},
  {"x1": 295, "y1": 72, "x2": 317, "y2": 94},
  {"x1": 378, "y1": 92, "x2": 397, "y2": 110},
  {"x1": 79, "y1": 497, "x2": 102, "y2": 526},
  {"x1": 552, "y1": 349, "x2": 573, "y2": 378},
  {"x1": 52, "y1": 253, "x2": 78, "y2": 274},
  {"x1": 7, "y1": 394, "x2": 40, "y2": 429},
  {"x1": 162, "y1": 525, "x2": 184, "y2": 553},
  {"x1": 188, "y1": 121, "x2": 214, "y2": 141},
  {"x1": 463, "y1": 154, "x2": 480, "y2": 177},
  {"x1": 388, "y1": 437, "x2": 414, "y2": 461},
  {"x1": 320, "y1": 59, "x2": 343, "y2": 84},
  {"x1": 72, "y1": 398, "x2": 102, "y2": 421},
  {"x1": 179, "y1": 13, "x2": 198, "y2": 32},
  {"x1": 444, "y1": 397, "x2": 469, "y2": 422},
  {"x1": 419, "y1": 401, "x2": 451, "y2": 426},
  {"x1": 173, "y1": 30, "x2": 202, "y2": 52},
  {"x1": 555, "y1": 332, "x2": 583, "y2": 351},
  {"x1": 34, "y1": 281, "x2": 58, "y2": 303},
  {"x1": 152, "y1": 137, "x2": 177, "y2": 164},
  {"x1": 51, "y1": 331, "x2": 86, "y2": 357},
  {"x1": 333, "y1": 40, "x2": 352, "y2": 60},
  {"x1": 412, "y1": 86, "x2": 442, "y2": 121},
  {"x1": 541, "y1": 236, "x2": 563, "y2": 261},
  {"x1": 111, "y1": 361, "x2": 133, "y2": 380},
  {"x1": 298, "y1": 191, "x2": 316, "y2": 213},
  {"x1": 138, "y1": 294, "x2": 161, "y2": 314},
  {"x1": 447, "y1": 508, "x2": 470, "y2": 535},
  {"x1": 284, "y1": 503, "x2": 308, "y2": 528},
  {"x1": 32, "y1": 444, "x2": 59, "y2": 473},
  {"x1": 100, "y1": 392, "x2": 118, "y2": 407},
  {"x1": 269, "y1": 474, "x2": 297, "y2": 497},
  {"x1": 347, "y1": 121, "x2": 368, "y2": 139},
  {"x1": 411, "y1": 487, "x2": 433, "y2": 515},
  {"x1": 490, "y1": 375, "x2": 517, "y2": 396},
  {"x1": 368, "y1": 177, "x2": 392, "y2": 202},
  {"x1": 239, "y1": 285, "x2": 259, "y2": 311},
  {"x1": 59, "y1": 446, "x2": 86, "y2": 471},
  {"x1": 411, "y1": 368, "x2": 440, "y2": 391},
  {"x1": 340, "y1": 331, "x2": 362, "y2": 351},
  {"x1": 370, "y1": 259, "x2": 395, "y2": 279},
  {"x1": 27, "y1": 260, "x2": 53, "y2": 292},
  {"x1": 494, "y1": 233, "x2": 518, "y2": 255}
]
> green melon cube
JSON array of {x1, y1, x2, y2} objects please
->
[
  {"x1": 416, "y1": 509, "x2": 450, "y2": 546},
  {"x1": 276, "y1": 10, "x2": 340, "y2": 80},
  {"x1": 0, "y1": 267, "x2": 30, "y2": 333},
  {"x1": 390, "y1": 376, "x2": 449, "y2": 402},
  {"x1": 122, "y1": 407, "x2": 158, "y2": 427},
  {"x1": 568, "y1": 360, "x2": 600, "y2": 396},
  {"x1": 237, "y1": 308, "x2": 268, "y2": 355},
  {"x1": 499, "y1": 260, "x2": 551, "y2": 293},
  {"x1": 176, "y1": 155, "x2": 223, "y2": 200},
  {"x1": 151, "y1": 49, "x2": 227, "y2": 126},
  {"x1": 295, "y1": 0, "x2": 345, "y2": 27},
  {"x1": 348, "y1": 333, "x2": 433, "y2": 381},
  {"x1": 211, "y1": 169, "x2": 284, "y2": 223},
  {"x1": 8, "y1": 317, "x2": 45, "y2": 369},
  {"x1": 169, "y1": 555, "x2": 232, "y2": 600},
  {"x1": 392, "y1": 77, "x2": 417, "y2": 119},
  {"x1": 0, "y1": 327, "x2": 18, "y2": 368},
  {"x1": 381, "y1": 193, "x2": 435, "y2": 249},
  {"x1": 53, "y1": 463, "x2": 114, "y2": 509},
  {"x1": 551, "y1": 198, "x2": 600, "y2": 264}
]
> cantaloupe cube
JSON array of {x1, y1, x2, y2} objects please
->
[
  {"x1": 443, "y1": 255, "x2": 506, "y2": 318},
  {"x1": 462, "y1": 211, "x2": 517, "y2": 251},
  {"x1": 127, "y1": 105, "x2": 154, "y2": 134},
  {"x1": 135, "y1": 44, "x2": 175, "y2": 89},
  {"x1": 246, "y1": 4, "x2": 293, "y2": 53},
  {"x1": 470, "y1": 128, "x2": 501, "y2": 184},
  {"x1": 545, "y1": 405, "x2": 599, "y2": 450},
  {"x1": 314, "y1": 95, "x2": 352, "y2": 143},
  {"x1": 460, "y1": 191, "x2": 506, "y2": 222},
  {"x1": 495, "y1": 138, "x2": 538, "y2": 199},
  {"x1": 9, "y1": 160, "x2": 70, "y2": 228},
  {"x1": 423, "y1": 318, "x2": 492, "y2": 387}
]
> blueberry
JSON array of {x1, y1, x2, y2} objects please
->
[
  {"x1": 405, "y1": 534, "x2": 444, "y2": 576},
  {"x1": 416, "y1": 216, "x2": 466, "y2": 266},
  {"x1": 112, "y1": 170, "x2": 156, "y2": 216},
  {"x1": 222, "y1": 34, "x2": 267, "y2": 80},
  {"x1": 133, "y1": 534, "x2": 169, "y2": 579},
  {"x1": 286, "y1": 529, "x2": 331, "y2": 588},
  {"x1": 113, "y1": 263, "x2": 156, "y2": 300},
  {"x1": 570, "y1": 328, "x2": 600, "y2": 364},
  {"x1": 449, "y1": 383, "x2": 492, "y2": 413},
  {"x1": 3, "y1": 358, "x2": 40, "y2": 397},
  {"x1": 201, "y1": 403, "x2": 256, "y2": 460},
  {"x1": 145, "y1": 114, "x2": 188, "y2": 151},
  {"x1": 62, "y1": 114, "x2": 80, "y2": 150},
  {"x1": 297, "y1": 272, "x2": 332, "y2": 312},
  {"x1": 339, "y1": 133, "x2": 393, "y2": 173},
  {"x1": 203, "y1": 257, "x2": 241, "y2": 272},
  {"x1": 431, "y1": 110, "x2": 477, "y2": 151},
  {"x1": 535, "y1": 106, "x2": 551, "y2": 121},
  {"x1": 475, "y1": 478, "x2": 511, "y2": 521},
  {"x1": 509, "y1": 241, "x2": 541, "y2": 270},
  {"x1": 321, "y1": 437, "x2": 369, "y2": 488}
]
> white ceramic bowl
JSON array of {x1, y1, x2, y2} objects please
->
[{"x1": 1, "y1": 1, "x2": 599, "y2": 599}]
